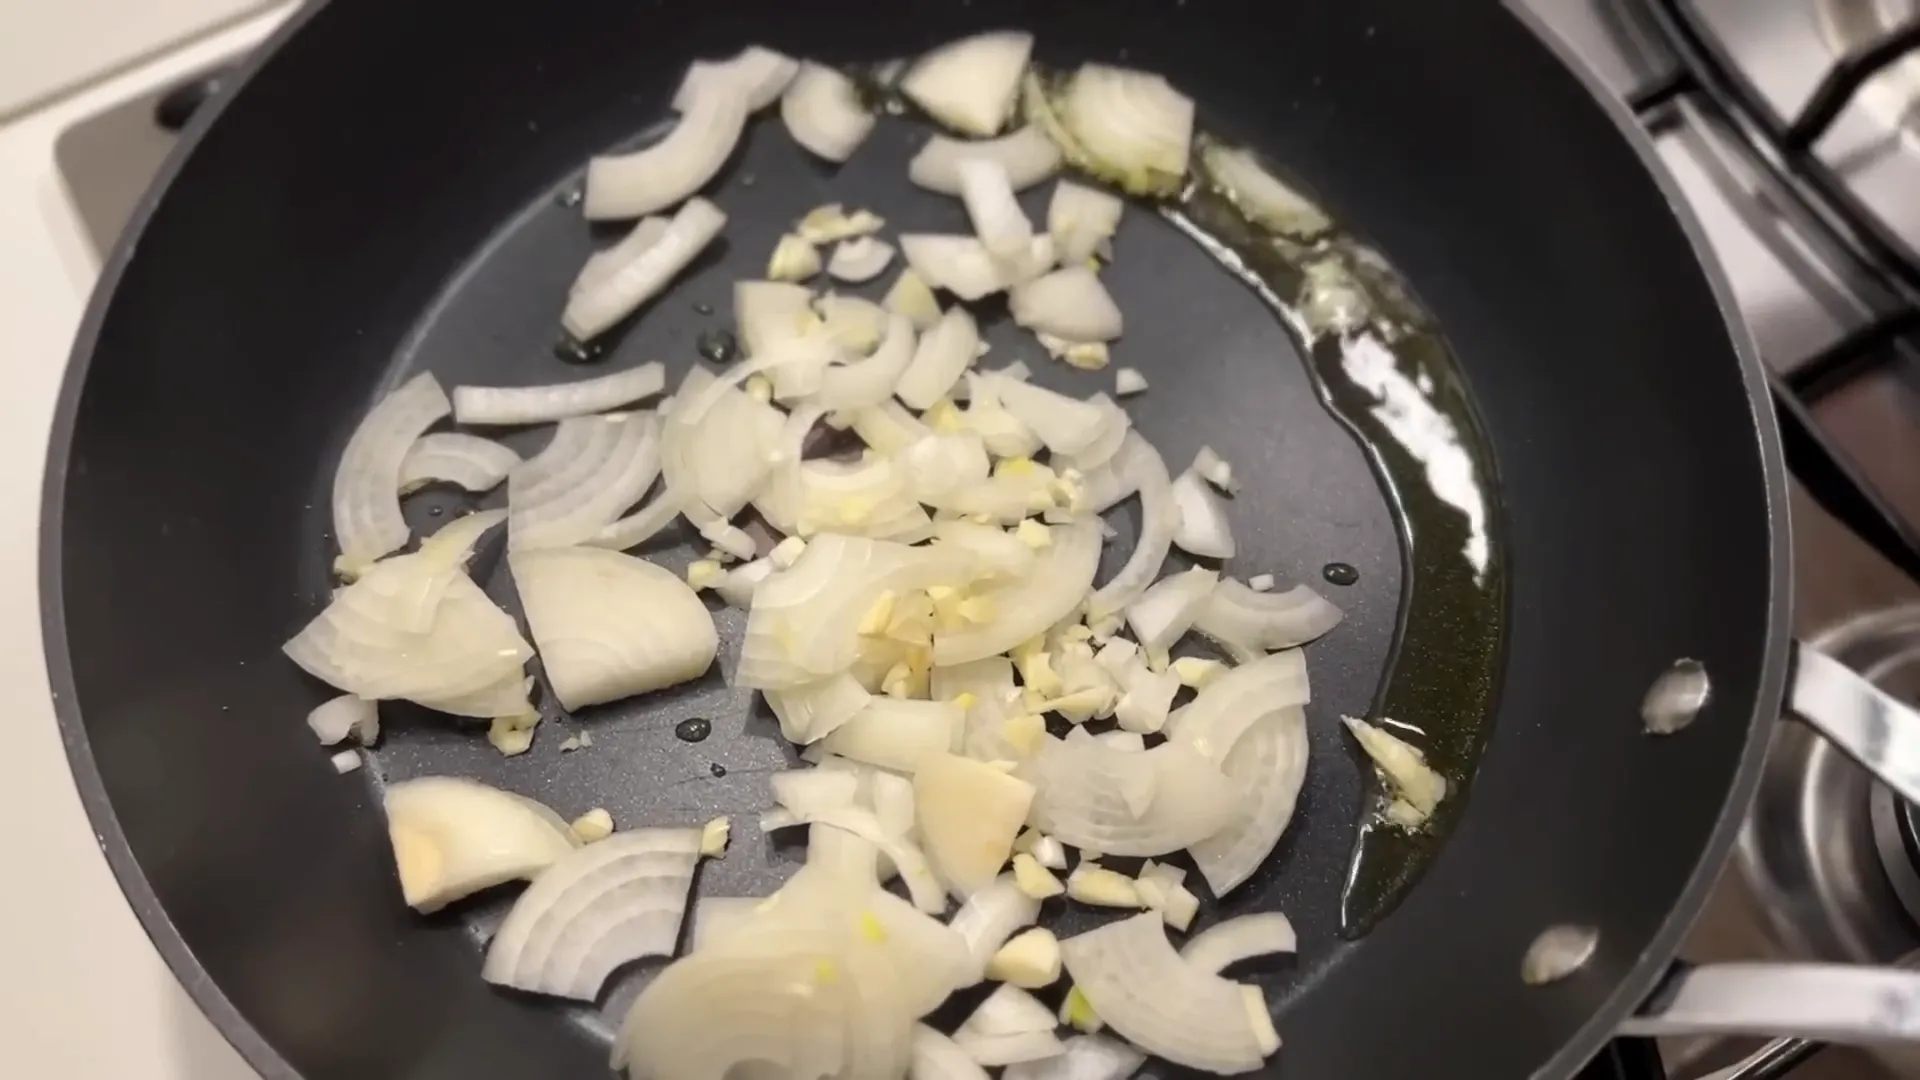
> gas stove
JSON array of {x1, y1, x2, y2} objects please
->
[{"x1": 7, "y1": 2, "x2": 1920, "y2": 1078}]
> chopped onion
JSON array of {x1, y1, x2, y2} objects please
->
[
  {"x1": 1198, "y1": 136, "x2": 1331, "y2": 238},
  {"x1": 1114, "y1": 367, "x2": 1148, "y2": 396},
  {"x1": 509, "y1": 545, "x2": 717, "y2": 710},
  {"x1": 809, "y1": 822, "x2": 882, "y2": 885},
  {"x1": 900, "y1": 234, "x2": 1011, "y2": 302},
  {"x1": 1061, "y1": 912, "x2": 1278, "y2": 1074},
  {"x1": 797, "y1": 203, "x2": 887, "y2": 244},
  {"x1": 332, "y1": 372, "x2": 451, "y2": 574},
  {"x1": 1181, "y1": 913, "x2": 1298, "y2": 974},
  {"x1": 584, "y1": 83, "x2": 747, "y2": 220},
  {"x1": 1027, "y1": 735, "x2": 1237, "y2": 856},
  {"x1": 915, "y1": 752, "x2": 1035, "y2": 895},
  {"x1": 714, "y1": 556, "x2": 776, "y2": 607},
  {"x1": 1097, "y1": 731, "x2": 1145, "y2": 752},
  {"x1": 508, "y1": 412, "x2": 662, "y2": 550},
  {"x1": 664, "y1": 365, "x2": 788, "y2": 518},
  {"x1": 1047, "y1": 181, "x2": 1125, "y2": 265},
  {"x1": 1193, "y1": 579, "x2": 1344, "y2": 656},
  {"x1": 481, "y1": 826, "x2": 704, "y2": 1000},
  {"x1": 950, "y1": 874, "x2": 1042, "y2": 978},
  {"x1": 770, "y1": 768, "x2": 862, "y2": 815},
  {"x1": 758, "y1": 454, "x2": 933, "y2": 543},
  {"x1": 675, "y1": 46, "x2": 798, "y2": 112},
  {"x1": 768, "y1": 232, "x2": 822, "y2": 281},
  {"x1": 849, "y1": 399, "x2": 935, "y2": 455},
  {"x1": 397, "y1": 433, "x2": 519, "y2": 493},
  {"x1": 1247, "y1": 573, "x2": 1275, "y2": 592},
  {"x1": 306, "y1": 693, "x2": 378, "y2": 746},
  {"x1": 913, "y1": 1024, "x2": 993, "y2": 1080},
  {"x1": 781, "y1": 62, "x2": 875, "y2": 163},
  {"x1": 574, "y1": 215, "x2": 669, "y2": 296},
  {"x1": 758, "y1": 805, "x2": 946, "y2": 913},
  {"x1": 1189, "y1": 706, "x2": 1308, "y2": 895},
  {"x1": 955, "y1": 1030, "x2": 1065, "y2": 1067},
  {"x1": 735, "y1": 279, "x2": 817, "y2": 356},
  {"x1": 330, "y1": 749, "x2": 361, "y2": 774},
  {"x1": 934, "y1": 519, "x2": 1102, "y2": 666},
  {"x1": 1056, "y1": 64, "x2": 1195, "y2": 197},
  {"x1": 1126, "y1": 567, "x2": 1219, "y2": 654},
  {"x1": 1010, "y1": 266, "x2": 1123, "y2": 343},
  {"x1": 897, "y1": 306, "x2": 980, "y2": 409},
  {"x1": 1004, "y1": 1034, "x2": 1146, "y2": 1080},
  {"x1": 931, "y1": 520, "x2": 1035, "y2": 580},
  {"x1": 1164, "y1": 650, "x2": 1310, "y2": 746},
  {"x1": 1171, "y1": 469, "x2": 1235, "y2": 558},
  {"x1": 903, "y1": 433, "x2": 992, "y2": 503},
  {"x1": 900, "y1": 31, "x2": 1033, "y2": 136},
  {"x1": 957, "y1": 372, "x2": 1044, "y2": 459},
  {"x1": 988, "y1": 377, "x2": 1112, "y2": 458},
  {"x1": 818, "y1": 699, "x2": 963, "y2": 773},
  {"x1": 455, "y1": 365, "x2": 669, "y2": 427},
  {"x1": 884, "y1": 268, "x2": 944, "y2": 330},
  {"x1": 828, "y1": 236, "x2": 896, "y2": 283},
  {"x1": 690, "y1": 896, "x2": 762, "y2": 952},
  {"x1": 765, "y1": 673, "x2": 873, "y2": 744},
  {"x1": 1058, "y1": 395, "x2": 1131, "y2": 474},
  {"x1": 382, "y1": 777, "x2": 580, "y2": 913},
  {"x1": 910, "y1": 126, "x2": 1062, "y2": 194},
  {"x1": 931, "y1": 655, "x2": 1028, "y2": 760},
  {"x1": 962, "y1": 983, "x2": 1058, "y2": 1034},
  {"x1": 566, "y1": 197, "x2": 728, "y2": 339},
  {"x1": 957, "y1": 157, "x2": 1035, "y2": 261},
  {"x1": 1085, "y1": 434, "x2": 1175, "y2": 620}
]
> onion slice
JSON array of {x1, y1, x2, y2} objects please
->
[
  {"x1": 584, "y1": 83, "x2": 747, "y2": 220},
  {"x1": 1171, "y1": 469, "x2": 1236, "y2": 559},
  {"x1": 910, "y1": 126, "x2": 1062, "y2": 194},
  {"x1": 481, "y1": 826, "x2": 705, "y2": 1000},
  {"x1": 1003, "y1": 1035, "x2": 1146, "y2": 1080},
  {"x1": 827, "y1": 236, "x2": 896, "y2": 283},
  {"x1": 307, "y1": 693, "x2": 378, "y2": 746},
  {"x1": 510, "y1": 545, "x2": 717, "y2": 710},
  {"x1": 899, "y1": 234, "x2": 1011, "y2": 302},
  {"x1": 565, "y1": 197, "x2": 728, "y2": 340},
  {"x1": 817, "y1": 699, "x2": 963, "y2": 773},
  {"x1": 332, "y1": 373, "x2": 451, "y2": 574},
  {"x1": 896, "y1": 305, "x2": 980, "y2": 410},
  {"x1": 675, "y1": 46, "x2": 798, "y2": 112},
  {"x1": 1125, "y1": 567, "x2": 1219, "y2": 655},
  {"x1": 383, "y1": 777, "x2": 580, "y2": 913},
  {"x1": 765, "y1": 673, "x2": 873, "y2": 744},
  {"x1": 819, "y1": 312, "x2": 917, "y2": 412},
  {"x1": 950, "y1": 873, "x2": 1042, "y2": 978},
  {"x1": 508, "y1": 412, "x2": 662, "y2": 550},
  {"x1": 1180, "y1": 913, "x2": 1298, "y2": 974},
  {"x1": 1048, "y1": 180, "x2": 1125, "y2": 265},
  {"x1": 901, "y1": 31, "x2": 1033, "y2": 136},
  {"x1": 1193, "y1": 579, "x2": 1344, "y2": 655},
  {"x1": 452, "y1": 362, "x2": 666, "y2": 425},
  {"x1": 398, "y1": 433, "x2": 519, "y2": 493},
  {"x1": 934, "y1": 519, "x2": 1102, "y2": 666},
  {"x1": 758, "y1": 805, "x2": 946, "y2": 913},
  {"x1": 1054, "y1": 64, "x2": 1195, "y2": 197},
  {"x1": 574, "y1": 216, "x2": 669, "y2": 296},
  {"x1": 988, "y1": 377, "x2": 1113, "y2": 457},
  {"x1": 1060, "y1": 912, "x2": 1279, "y2": 1074},
  {"x1": 1187, "y1": 706, "x2": 1308, "y2": 895},
  {"x1": 1198, "y1": 135, "x2": 1331, "y2": 238},
  {"x1": 1085, "y1": 434, "x2": 1175, "y2": 620},
  {"x1": 913, "y1": 1024, "x2": 993, "y2": 1080},
  {"x1": 1027, "y1": 735, "x2": 1237, "y2": 856},
  {"x1": 782, "y1": 62, "x2": 876, "y2": 163},
  {"x1": 957, "y1": 157, "x2": 1035, "y2": 261},
  {"x1": 915, "y1": 753, "x2": 1035, "y2": 896},
  {"x1": 1009, "y1": 266, "x2": 1123, "y2": 343}
]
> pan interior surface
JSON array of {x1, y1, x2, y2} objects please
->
[{"x1": 45, "y1": 1, "x2": 1782, "y2": 1078}]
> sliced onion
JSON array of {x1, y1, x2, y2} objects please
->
[
  {"x1": 452, "y1": 362, "x2": 669, "y2": 427},
  {"x1": 759, "y1": 455, "x2": 933, "y2": 543},
  {"x1": 989, "y1": 376, "x2": 1113, "y2": 457},
  {"x1": 1171, "y1": 469, "x2": 1236, "y2": 559},
  {"x1": 481, "y1": 826, "x2": 704, "y2": 1000},
  {"x1": 1114, "y1": 664, "x2": 1180, "y2": 735},
  {"x1": 849, "y1": 399, "x2": 935, "y2": 455},
  {"x1": 913, "y1": 1024, "x2": 993, "y2": 1080},
  {"x1": 1198, "y1": 136, "x2": 1330, "y2": 238},
  {"x1": 671, "y1": 365, "x2": 788, "y2": 517},
  {"x1": 508, "y1": 413, "x2": 662, "y2": 550},
  {"x1": 332, "y1": 372, "x2": 451, "y2": 574},
  {"x1": 818, "y1": 699, "x2": 963, "y2": 773},
  {"x1": 828, "y1": 236, "x2": 896, "y2": 283},
  {"x1": 382, "y1": 777, "x2": 580, "y2": 912},
  {"x1": 584, "y1": 84, "x2": 747, "y2": 220},
  {"x1": 574, "y1": 216, "x2": 669, "y2": 296},
  {"x1": 566, "y1": 197, "x2": 728, "y2": 339},
  {"x1": 903, "y1": 433, "x2": 993, "y2": 503},
  {"x1": 963, "y1": 983, "x2": 1058, "y2": 1036},
  {"x1": 815, "y1": 294, "x2": 888, "y2": 354},
  {"x1": 306, "y1": 693, "x2": 378, "y2": 746},
  {"x1": 765, "y1": 673, "x2": 873, "y2": 744},
  {"x1": 1027, "y1": 735, "x2": 1236, "y2": 856},
  {"x1": 768, "y1": 232, "x2": 822, "y2": 281},
  {"x1": 900, "y1": 234, "x2": 1012, "y2": 302},
  {"x1": 956, "y1": 1030, "x2": 1065, "y2": 1067},
  {"x1": 1003, "y1": 1034, "x2": 1146, "y2": 1080},
  {"x1": 1061, "y1": 912, "x2": 1278, "y2": 1074},
  {"x1": 1056, "y1": 64, "x2": 1195, "y2": 197},
  {"x1": 957, "y1": 157, "x2": 1035, "y2": 261},
  {"x1": 1164, "y1": 649, "x2": 1309, "y2": 741},
  {"x1": 675, "y1": 46, "x2": 798, "y2": 112},
  {"x1": 738, "y1": 535, "x2": 974, "y2": 689},
  {"x1": 897, "y1": 305, "x2": 980, "y2": 410},
  {"x1": 1125, "y1": 567, "x2": 1219, "y2": 655},
  {"x1": 884, "y1": 268, "x2": 944, "y2": 330},
  {"x1": 1048, "y1": 181, "x2": 1126, "y2": 265},
  {"x1": 770, "y1": 767, "x2": 862, "y2": 815},
  {"x1": 690, "y1": 896, "x2": 762, "y2": 953},
  {"x1": 714, "y1": 556, "x2": 776, "y2": 607},
  {"x1": 915, "y1": 753, "x2": 1035, "y2": 896},
  {"x1": 781, "y1": 62, "x2": 876, "y2": 163},
  {"x1": 1181, "y1": 913, "x2": 1298, "y2": 974},
  {"x1": 958, "y1": 371, "x2": 1044, "y2": 459},
  {"x1": 509, "y1": 545, "x2": 717, "y2": 710},
  {"x1": 931, "y1": 656, "x2": 1026, "y2": 760},
  {"x1": 1189, "y1": 706, "x2": 1308, "y2": 895},
  {"x1": 910, "y1": 126, "x2": 1062, "y2": 194},
  {"x1": 1010, "y1": 267, "x2": 1123, "y2": 343},
  {"x1": 934, "y1": 519, "x2": 1102, "y2": 666},
  {"x1": 808, "y1": 822, "x2": 882, "y2": 885},
  {"x1": 900, "y1": 31, "x2": 1033, "y2": 136},
  {"x1": 950, "y1": 874, "x2": 1042, "y2": 978},
  {"x1": 758, "y1": 805, "x2": 946, "y2": 913},
  {"x1": 1085, "y1": 433, "x2": 1174, "y2": 620},
  {"x1": 735, "y1": 279, "x2": 817, "y2": 356},
  {"x1": 931, "y1": 520, "x2": 1035, "y2": 580},
  {"x1": 1058, "y1": 395, "x2": 1131, "y2": 474},
  {"x1": 1193, "y1": 579, "x2": 1344, "y2": 655},
  {"x1": 1114, "y1": 368, "x2": 1148, "y2": 396},
  {"x1": 397, "y1": 433, "x2": 519, "y2": 493}
]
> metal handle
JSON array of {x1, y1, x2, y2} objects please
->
[
  {"x1": 1789, "y1": 640, "x2": 1920, "y2": 808},
  {"x1": 1619, "y1": 962, "x2": 1920, "y2": 1043}
]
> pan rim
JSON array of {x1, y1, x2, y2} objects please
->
[{"x1": 35, "y1": 2, "x2": 1794, "y2": 1078}]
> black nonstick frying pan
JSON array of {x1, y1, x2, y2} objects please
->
[{"x1": 46, "y1": 0, "x2": 1920, "y2": 1077}]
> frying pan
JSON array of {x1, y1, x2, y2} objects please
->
[{"x1": 41, "y1": 0, "x2": 1920, "y2": 1077}]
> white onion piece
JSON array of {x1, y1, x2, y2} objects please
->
[
  {"x1": 915, "y1": 753, "x2": 1035, "y2": 896},
  {"x1": 738, "y1": 535, "x2": 974, "y2": 689},
  {"x1": 903, "y1": 433, "x2": 993, "y2": 503},
  {"x1": 333, "y1": 373, "x2": 451, "y2": 573},
  {"x1": 1057, "y1": 64, "x2": 1195, "y2": 197},
  {"x1": 765, "y1": 673, "x2": 873, "y2": 744},
  {"x1": 671, "y1": 365, "x2": 788, "y2": 517},
  {"x1": 956, "y1": 1030, "x2": 1066, "y2": 1067},
  {"x1": 932, "y1": 656, "x2": 1025, "y2": 761},
  {"x1": 900, "y1": 31, "x2": 1033, "y2": 136},
  {"x1": 913, "y1": 1024, "x2": 993, "y2": 1080},
  {"x1": 1058, "y1": 395, "x2": 1131, "y2": 474},
  {"x1": 884, "y1": 268, "x2": 945, "y2": 330},
  {"x1": 758, "y1": 806, "x2": 946, "y2": 913},
  {"x1": 781, "y1": 62, "x2": 876, "y2": 163},
  {"x1": 910, "y1": 126, "x2": 1061, "y2": 194},
  {"x1": 761, "y1": 456, "x2": 934, "y2": 543},
  {"x1": 584, "y1": 83, "x2": 747, "y2": 220},
  {"x1": 900, "y1": 234, "x2": 1011, "y2": 302},
  {"x1": 950, "y1": 874, "x2": 1042, "y2": 978},
  {"x1": 897, "y1": 306, "x2": 980, "y2": 410},
  {"x1": 957, "y1": 157, "x2": 1035, "y2": 261},
  {"x1": 1126, "y1": 567, "x2": 1219, "y2": 655},
  {"x1": 963, "y1": 984, "x2": 1058, "y2": 1036},
  {"x1": 1004, "y1": 1035, "x2": 1146, "y2": 1080},
  {"x1": 818, "y1": 293, "x2": 890, "y2": 353},
  {"x1": 689, "y1": 896, "x2": 761, "y2": 952},
  {"x1": 1086, "y1": 434, "x2": 1175, "y2": 620},
  {"x1": 1098, "y1": 731, "x2": 1145, "y2": 752},
  {"x1": 675, "y1": 46, "x2": 798, "y2": 112},
  {"x1": 934, "y1": 519, "x2": 1102, "y2": 666},
  {"x1": 1193, "y1": 579, "x2": 1344, "y2": 654},
  {"x1": 1115, "y1": 664, "x2": 1180, "y2": 735},
  {"x1": 481, "y1": 826, "x2": 704, "y2": 1000},
  {"x1": 1187, "y1": 707, "x2": 1308, "y2": 895},
  {"x1": 989, "y1": 376, "x2": 1112, "y2": 457},
  {"x1": 574, "y1": 215, "x2": 669, "y2": 296},
  {"x1": 931, "y1": 520, "x2": 1035, "y2": 580},
  {"x1": 770, "y1": 768, "x2": 861, "y2": 815},
  {"x1": 959, "y1": 371, "x2": 1044, "y2": 459},
  {"x1": 849, "y1": 399, "x2": 935, "y2": 455},
  {"x1": 808, "y1": 823, "x2": 881, "y2": 885},
  {"x1": 510, "y1": 546, "x2": 717, "y2": 710},
  {"x1": 566, "y1": 197, "x2": 728, "y2": 338},
  {"x1": 306, "y1": 694, "x2": 378, "y2": 746},
  {"x1": 1062, "y1": 912, "x2": 1278, "y2": 1074},
  {"x1": 714, "y1": 556, "x2": 775, "y2": 607},
  {"x1": 397, "y1": 433, "x2": 519, "y2": 493},
  {"x1": 818, "y1": 699, "x2": 963, "y2": 773},
  {"x1": 508, "y1": 413, "x2": 662, "y2": 550},
  {"x1": 1199, "y1": 138, "x2": 1331, "y2": 238},
  {"x1": 1048, "y1": 181, "x2": 1126, "y2": 265},
  {"x1": 1010, "y1": 267, "x2": 1123, "y2": 343},
  {"x1": 1028, "y1": 736, "x2": 1237, "y2": 856},
  {"x1": 383, "y1": 777, "x2": 580, "y2": 913},
  {"x1": 1171, "y1": 469, "x2": 1236, "y2": 559},
  {"x1": 735, "y1": 279, "x2": 816, "y2": 356},
  {"x1": 1181, "y1": 913, "x2": 1298, "y2": 974},
  {"x1": 1163, "y1": 650, "x2": 1311, "y2": 746},
  {"x1": 452, "y1": 362, "x2": 667, "y2": 425},
  {"x1": 828, "y1": 236, "x2": 896, "y2": 283}
]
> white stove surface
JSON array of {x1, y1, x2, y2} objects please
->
[{"x1": 0, "y1": 3, "x2": 1888, "y2": 1078}]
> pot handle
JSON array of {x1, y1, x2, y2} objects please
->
[
  {"x1": 1617, "y1": 961, "x2": 1920, "y2": 1044},
  {"x1": 1788, "y1": 640, "x2": 1920, "y2": 809}
]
